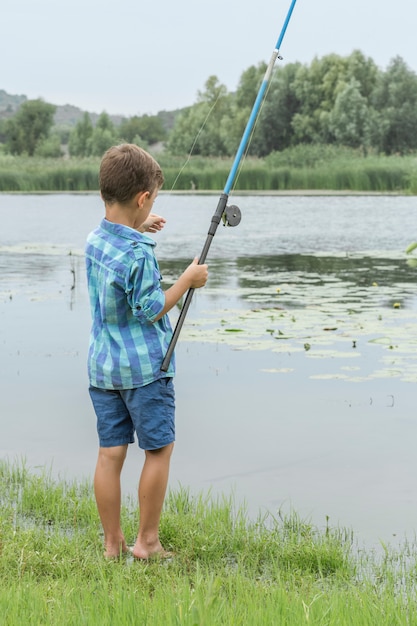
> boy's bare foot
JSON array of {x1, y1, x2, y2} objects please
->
[
  {"x1": 131, "y1": 539, "x2": 173, "y2": 561},
  {"x1": 104, "y1": 539, "x2": 129, "y2": 559}
]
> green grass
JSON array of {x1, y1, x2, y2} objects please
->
[
  {"x1": 1, "y1": 461, "x2": 417, "y2": 624},
  {"x1": 0, "y1": 146, "x2": 416, "y2": 193}
]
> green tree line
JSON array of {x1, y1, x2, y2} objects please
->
[
  {"x1": 168, "y1": 51, "x2": 417, "y2": 157},
  {"x1": 0, "y1": 50, "x2": 417, "y2": 160},
  {"x1": 0, "y1": 105, "x2": 169, "y2": 158}
]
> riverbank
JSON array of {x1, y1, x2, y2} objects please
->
[
  {"x1": 1, "y1": 461, "x2": 416, "y2": 626},
  {"x1": 162, "y1": 189, "x2": 414, "y2": 196}
]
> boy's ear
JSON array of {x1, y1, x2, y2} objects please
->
[{"x1": 136, "y1": 191, "x2": 150, "y2": 208}]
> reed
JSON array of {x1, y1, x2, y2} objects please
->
[
  {"x1": 1, "y1": 460, "x2": 417, "y2": 625},
  {"x1": 0, "y1": 156, "x2": 100, "y2": 192},
  {"x1": 265, "y1": 145, "x2": 417, "y2": 192},
  {"x1": 0, "y1": 149, "x2": 416, "y2": 193}
]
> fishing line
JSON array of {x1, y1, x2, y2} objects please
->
[
  {"x1": 168, "y1": 45, "x2": 276, "y2": 195},
  {"x1": 161, "y1": 0, "x2": 298, "y2": 371},
  {"x1": 168, "y1": 92, "x2": 223, "y2": 193},
  {"x1": 173, "y1": 67, "x2": 275, "y2": 196}
]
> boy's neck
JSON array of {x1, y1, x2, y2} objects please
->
[{"x1": 105, "y1": 202, "x2": 145, "y2": 230}]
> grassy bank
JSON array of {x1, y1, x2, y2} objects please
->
[
  {"x1": 1, "y1": 461, "x2": 417, "y2": 625},
  {"x1": 0, "y1": 146, "x2": 416, "y2": 193}
]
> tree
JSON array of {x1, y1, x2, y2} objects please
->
[
  {"x1": 0, "y1": 119, "x2": 7, "y2": 143},
  {"x1": 88, "y1": 112, "x2": 118, "y2": 156},
  {"x1": 5, "y1": 99, "x2": 56, "y2": 156},
  {"x1": 95, "y1": 111, "x2": 114, "y2": 132},
  {"x1": 119, "y1": 114, "x2": 166, "y2": 145},
  {"x1": 220, "y1": 62, "x2": 268, "y2": 155},
  {"x1": 89, "y1": 128, "x2": 117, "y2": 156},
  {"x1": 328, "y1": 79, "x2": 371, "y2": 149},
  {"x1": 372, "y1": 56, "x2": 417, "y2": 154},
  {"x1": 68, "y1": 112, "x2": 93, "y2": 157},
  {"x1": 167, "y1": 104, "x2": 207, "y2": 155},
  {"x1": 249, "y1": 62, "x2": 302, "y2": 155},
  {"x1": 35, "y1": 134, "x2": 63, "y2": 158},
  {"x1": 68, "y1": 111, "x2": 118, "y2": 157},
  {"x1": 291, "y1": 51, "x2": 379, "y2": 144},
  {"x1": 167, "y1": 76, "x2": 231, "y2": 156},
  {"x1": 235, "y1": 63, "x2": 267, "y2": 109},
  {"x1": 345, "y1": 50, "x2": 379, "y2": 100}
]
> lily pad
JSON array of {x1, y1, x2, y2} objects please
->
[{"x1": 405, "y1": 242, "x2": 417, "y2": 254}]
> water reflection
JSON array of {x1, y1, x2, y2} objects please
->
[
  {"x1": 235, "y1": 253, "x2": 417, "y2": 309},
  {"x1": 160, "y1": 251, "x2": 417, "y2": 312},
  {"x1": 236, "y1": 253, "x2": 415, "y2": 289},
  {"x1": 0, "y1": 251, "x2": 85, "y2": 313}
]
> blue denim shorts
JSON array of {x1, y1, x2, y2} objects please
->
[{"x1": 89, "y1": 377, "x2": 175, "y2": 450}]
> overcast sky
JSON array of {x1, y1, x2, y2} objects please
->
[{"x1": 2, "y1": 0, "x2": 416, "y2": 117}]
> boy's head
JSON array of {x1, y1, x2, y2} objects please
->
[{"x1": 99, "y1": 143, "x2": 164, "y2": 205}]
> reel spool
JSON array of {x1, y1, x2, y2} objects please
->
[{"x1": 222, "y1": 204, "x2": 242, "y2": 227}]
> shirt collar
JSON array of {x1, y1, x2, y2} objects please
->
[{"x1": 100, "y1": 218, "x2": 156, "y2": 246}]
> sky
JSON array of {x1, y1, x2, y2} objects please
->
[{"x1": 2, "y1": 0, "x2": 416, "y2": 117}]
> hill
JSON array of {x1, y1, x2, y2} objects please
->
[
  {"x1": 52, "y1": 103, "x2": 126, "y2": 127},
  {"x1": 0, "y1": 89, "x2": 181, "y2": 133},
  {"x1": 0, "y1": 89, "x2": 27, "y2": 118},
  {"x1": 0, "y1": 89, "x2": 126, "y2": 127}
]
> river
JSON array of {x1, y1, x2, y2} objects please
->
[{"x1": 1, "y1": 192, "x2": 416, "y2": 548}]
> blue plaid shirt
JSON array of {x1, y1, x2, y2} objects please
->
[{"x1": 85, "y1": 218, "x2": 175, "y2": 389}]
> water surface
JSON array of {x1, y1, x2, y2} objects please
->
[{"x1": 1, "y1": 192, "x2": 416, "y2": 548}]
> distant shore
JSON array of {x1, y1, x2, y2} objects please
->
[{"x1": 0, "y1": 189, "x2": 413, "y2": 196}]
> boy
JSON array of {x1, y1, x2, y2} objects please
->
[{"x1": 85, "y1": 143, "x2": 208, "y2": 559}]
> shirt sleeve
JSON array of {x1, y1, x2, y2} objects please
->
[{"x1": 127, "y1": 252, "x2": 165, "y2": 323}]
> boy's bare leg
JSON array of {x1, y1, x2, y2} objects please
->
[
  {"x1": 94, "y1": 445, "x2": 129, "y2": 558},
  {"x1": 132, "y1": 443, "x2": 174, "y2": 559}
]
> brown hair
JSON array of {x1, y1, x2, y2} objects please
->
[{"x1": 99, "y1": 144, "x2": 164, "y2": 204}]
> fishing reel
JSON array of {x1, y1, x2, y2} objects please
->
[{"x1": 222, "y1": 204, "x2": 242, "y2": 227}]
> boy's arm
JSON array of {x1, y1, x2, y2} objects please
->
[{"x1": 154, "y1": 257, "x2": 208, "y2": 321}]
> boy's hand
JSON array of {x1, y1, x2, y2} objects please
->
[
  {"x1": 139, "y1": 213, "x2": 166, "y2": 233},
  {"x1": 185, "y1": 257, "x2": 208, "y2": 288},
  {"x1": 156, "y1": 257, "x2": 208, "y2": 321}
]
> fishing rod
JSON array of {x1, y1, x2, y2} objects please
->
[{"x1": 161, "y1": 0, "x2": 298, "y2": 372}]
